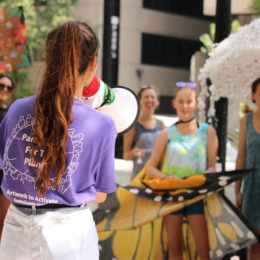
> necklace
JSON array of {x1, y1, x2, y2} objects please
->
[
  {"x1": 175, "y1": 117, "x2": 200, "y2": 128},
  {"x1": 177, "y1": 117, "x2": 194, "y2": 124}
]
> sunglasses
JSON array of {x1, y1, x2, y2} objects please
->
[
  {"x1": 0, "y1": 83, "x2": 14, "y2": 92},
  {"x1": 176, "y1": 81, "x2": 197, "y2": 88}
]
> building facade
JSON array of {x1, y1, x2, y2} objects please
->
[{"x1": 71, "y1": 0, "x2": 211, "y2": 113}]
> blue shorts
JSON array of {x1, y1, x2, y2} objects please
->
[{"x1": 170, "y1": 200, "x2": 204, "y2": 216}]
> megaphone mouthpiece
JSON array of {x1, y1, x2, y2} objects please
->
[{"x1": 82, "y1": 76, "x2": 140, "y2": 134}]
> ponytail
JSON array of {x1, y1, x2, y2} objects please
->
[{"x1": 32, "y1": 22, "x2": 99, "y2": 196}]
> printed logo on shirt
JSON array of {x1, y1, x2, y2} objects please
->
[{"x1": 3, "y1": 114, "x2": 84, "y2": 195}]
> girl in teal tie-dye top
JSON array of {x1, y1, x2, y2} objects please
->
[{"x1": 147, "y1": 83, "x2": 218, "y2": 260}]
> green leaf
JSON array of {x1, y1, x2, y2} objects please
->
[
  {"x1": 209, "y1": 23, "x2": 215, "y2": 41},
  {"x1": 0, "y1": 0, "x2": 99, "y2": 91},
  {"x1": 8, "y1": 7, "x2": 19, "y2": 18},
  {"x1": 249, "y1": 0, "x2": 260, "y2": 12},
  {"x1": 199, "y1": 34, "x2": 214, "y2": 52},
  {"x1": 18, "y1": 8, "x2": 23, "y2": 19},
  {"x1": 231, "y1": 19, "x2": 240, "y2": 33},
  {"x1": 15, "y1": 62, "x2": 24, "y2": 68},
  {"x1": 199, "y1": 19, "x2": 240, "y2": 53},
  {"x1": 23, "y1": 42, "x2": 30, "y2": 53},
  {"x1": 200, "y1": 47, "x2": 207, "y2": 53},
  {"x1": 21, "y1": 54, "x2": 31, "y2": 66}
]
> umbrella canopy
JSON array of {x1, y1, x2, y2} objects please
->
[{"x1": 198, "y1": 18, "x2": 260, "y2": 120}]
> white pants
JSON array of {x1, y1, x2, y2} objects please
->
[{"x1": 0, "y1": 204, "x2": 99, "y2": 260}]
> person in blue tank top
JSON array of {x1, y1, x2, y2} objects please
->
[
  {"x1": 147, "y1": 82, "x2": 218, "y2": 260},
  {"x1": 123, "y1": 85, "x2": 164, "y2": 179},
  {"x1": 235, "y1": 78, "x2": 260, "y2": 260}
]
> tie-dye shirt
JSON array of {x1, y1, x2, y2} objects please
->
[{"x1": 162, "y1": 123, "x2": 209, "y2": 178}]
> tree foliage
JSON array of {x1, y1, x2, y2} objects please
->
[
  {"x1": 250, "y1": 0, "x2": 260, "y2": 13},
  {"x1": 199, "y1": 19, "x2": 241, "y2": 54},
  {"x1": 0, "y1": 0, "x2": 80, "y2": 96},
  {"x1": 0, "y1": 0, "x2": 79, "y2": 60}
]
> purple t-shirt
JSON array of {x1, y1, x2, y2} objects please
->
[{"x1": 0, "y1": 96, "x2": 117, "y2": 206}]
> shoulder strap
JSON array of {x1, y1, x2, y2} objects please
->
[
  {"x1": 156, "y1": 119, "x2": 163, "y2": 130},
  {"x1": 167, "y1": 124, "x2": 178, "y2": 142},
  {"x1": 133, "y1": 121, "x2": 142, "y2": 145},
  {"x1": 246, "y1": 113, "x2": 253, "y2": 129}
]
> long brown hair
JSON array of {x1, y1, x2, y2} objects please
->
[{"x1": 32, "y1": 22, "x2": 99, "y2": 196}]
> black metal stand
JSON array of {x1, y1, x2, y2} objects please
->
[
  {"x1": 215, "y1": 97, "x2": 228, "y2": 171},
  {"x1": 102, "y1": 0, "x2": 123, "y2": 158},
  {"x1": 214, "y1": 0, "x2": 231, "y2": 171},
  {"x1": 215, "y1": 2, "x2": 248, "y2": 259},
  {"x1": 102, "y1": 0, "x2": 120, "y2": 86}
]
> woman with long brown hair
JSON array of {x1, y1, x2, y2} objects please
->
[{"x1": 0, "y1": 22, "x2": 117, "y2": 259}]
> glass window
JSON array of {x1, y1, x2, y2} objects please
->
[
  {"x1": 142, "y1": 33, "x2": 201, "y2": 69},
  {"x1": 143, "y1": 0, "x2": 211, "y2": 20}
]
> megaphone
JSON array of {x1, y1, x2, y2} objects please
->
[{"x1": 82, "y1": 77, "x2": 140, "y2": 134}]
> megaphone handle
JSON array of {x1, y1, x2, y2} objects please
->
[{"x1": 99, "y1": 85, "x2": 114, "y2": 107}]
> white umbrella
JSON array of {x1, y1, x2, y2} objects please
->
[{"x1": 198, "y1": 18, "x2": 260, "y2": 121}]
